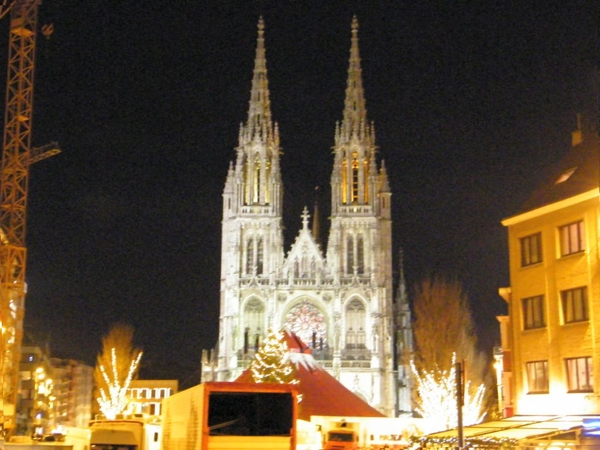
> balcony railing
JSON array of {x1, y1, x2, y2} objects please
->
[
  {"x1": 238, "y1": 275, "x2": 371, "y2": 288},
  {"x1": 236, "y1": 352, "x2": 372, "y2": 370}
]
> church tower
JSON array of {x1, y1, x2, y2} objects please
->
[
  {"x1": 216, "y1": 17, "x2": 397, "y2": 416},
  {"x1": 218, "y1": 18, "x2": 285, "y2": 380},
  {"x1": 394, "y1": 249, "x2": 414, "y2": 416},
  {"x1": 326, "y1": 16, "x2": 395, "y2": 414}
]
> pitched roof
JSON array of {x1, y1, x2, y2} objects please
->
[
  {"x1": 236, "y1": 329, "x2": 385, "y2": 421},
  {"x1": 518, "y1": 130, "x2": 600, "y2": 214}
]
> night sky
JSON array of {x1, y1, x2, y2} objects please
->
[{"x1": 2, "y1": 2, "x2": 596, "y2": 386}]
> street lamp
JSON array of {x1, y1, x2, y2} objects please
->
[{"x1": 493, "y1": 347, "x2": 504, "y2": 417}]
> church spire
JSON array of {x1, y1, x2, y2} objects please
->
[
  {"x1": 331, "y1": 16, "x2": 377, "y2": 209},
  {"x1": 342, "y1": 15, "x2": 367, "y2": 137},
  {"x1": 246, "y1": 16, "x2": 273, "y2": 138},
  {"x1": 233, "y1": 17, "x2": 282, "y2": 209}
]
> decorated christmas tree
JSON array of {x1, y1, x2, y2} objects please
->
[{"x1": 250, "y1": 329, "x2": 297, "y2": 384}]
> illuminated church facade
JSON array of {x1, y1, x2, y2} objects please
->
[{"x1": 215, "y1": 17, "x2": 399, "y2": 416}]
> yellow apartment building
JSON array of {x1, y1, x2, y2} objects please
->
[
  {"x1": 500, "y1": 121, "x2": 600, "y2": 416},
  {"x1": 126, "y1": 379, "x2": 178, "y2": 418}
]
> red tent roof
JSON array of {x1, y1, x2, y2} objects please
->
[{"x1": 236, "y1": 330, "x2": 385, "y2": 421}]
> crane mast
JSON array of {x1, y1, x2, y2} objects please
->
[{"x1": 0, "y1": 0, "x2": 56, "y2": 433}]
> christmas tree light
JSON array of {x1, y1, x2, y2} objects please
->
[
  {"x1": 97, "y1": 347, "x2": 143, "y2": 419},
  {"x1": 411, "y1": 354, "x2": 486, "y2": 432},
  {"x1": 250, "y1": 329, "x2": 297, "y2": 384}
]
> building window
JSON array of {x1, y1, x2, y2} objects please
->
[
  {"x1": 285, "y1": 300, "x2": 327, "y2": 348},
  {"x1": 526, "y1": 361, "x2": 549, "y2": 393},
  {"x1": 561, "y1": 287, "x2": 588, "y2": 323},
  {"x1": 346, "y1": 236, "x2": 354, "y2": 274},
  {"x1": 243, "y1": 237, "x2": 264, "y2": 276},
  {"x1": 252, "y1": 156, "x2": 260, "y2": 204},
  {"x1": 356, "y1": 235, "x2": 364, "y2": 274},
  {"x1": 520, "y1": 233, "x2": 542, "y2": 266},
  {"x1": 256, "y1": 238, "x2": 264, "y2": 275},
  {"x1": 341, "y1": 158, "x2": 348, "y2": 204},
  {"x1": 245, "y1": 238, "x2": 254, "y2": 275},
  {"x1": 351, "y1": 152, "x2": 359, "y2": 203},
  {"x1": 244, "y1": 298, "x2": 264, "y2": 353},
  {"x1": 566, "y1": 357, "x2": 593, "y2": 392},
  {"x1": 559, "y1": 221, "x2": 585, "y2": 256},
  {"x1": 522, "y1": 295, "x2": 545, "y2": 330},
  {"x1": 345, "y1": 299, "x2": 366, "y2": 349}
]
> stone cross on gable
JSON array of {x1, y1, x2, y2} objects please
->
[{"x1": 301, "y1": 206, "x2": 310, "y2": 229}]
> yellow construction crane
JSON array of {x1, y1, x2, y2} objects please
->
[{"x1": 0, "y1": 0, "x2": 58, "y2": 435}]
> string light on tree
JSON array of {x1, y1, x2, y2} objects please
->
[
  {"x1": 411, "y1": 353, "x2": 486, "y2": 433},
  {"x1": 94, "y1": 323, "x2": 143, "y2": 419},
  {"x1": 97, "y1": 347, "x2": 143, "y2": 420},
  {"x1": 250, "y1": 329, "x2": 297, "y2": 385},
  {"x1": 412, "y1": 435, "x2": 518, "y2": 449}
]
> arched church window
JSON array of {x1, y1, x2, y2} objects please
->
[
  {"x1": 363, "y1": 157, "x2": 370, "y2": 202},
  {"x1": 346, "y1": 236, "x2": 354, "y2": 274},
  {"x1": 242, "y1": 155, "x2": 249, "y2": 205},
  {"x1": 244, "y1": 298, "x2": 264, "y2": 352},
  {"x1": 346, "y1": 327, "x2": 355, "y2": 349},
  {"x1": 256, "y1": 238, "x2": 264, "y2": 275},
  {"x1": 300, "y1": 252, "x2": 309, "y2": 278},
  {"x1": 351, "y1": 151, "x2": 359, "y2": 202},
  {"x1": 345, "y1": 299, "x2": 366, "y2": 349},
  {"x1": 246, "y1": 238, "x2": 255, "y2": 275},
  {"x1": 285, "y1": 300, "x2": 327, "y2": 349},
  {"x1": 293, "y1": 259, "x2": 300, "y2": 279},
  {"x1": 264, "y1": 160, "x2": 271, "y2": 204},
  {"x1": 356, "y1": 235, "x2": 364, "y2": 274},
  {"x1": 252, "y1": 153, "x2": 260, "y2": 204},
  {"x1": 341, "y1": 157, "x2": 348, "y2": 204},
  {"x1": 356, "y1": 327, "x2": 366, "y2": 349}
]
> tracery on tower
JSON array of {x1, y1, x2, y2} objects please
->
[
  {"x1": 242, "y1": 235, "x2": 264, "y2": 276},
  {"x1": 341, "y1": 147, "x2": 370, "y2": 204},
  {"x1": 243, "y1": 297, "x2": 265, "y2": 352},
  {"x1": 344, "y1": 298, "x2": 367, "y2": 355},
  {"x1": 242, "y1": 152, "x2": 272, "y2": 205},
  {"x1": 345, "y1": 233, "x2": 365, "y2": 274}
]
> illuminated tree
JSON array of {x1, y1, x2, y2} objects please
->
[
  {"x1": 250, "y1": 329, "x2": 297, "y2": 384},
  {"x1": 94, "y1": 323, "x2": 143, "y2": 419},
  {"x1": 411, "y1": 354, "x2": 486, "y2": 432},
  {"x1": 411, "y1": 275, "x2": 490, "y2": 429}
]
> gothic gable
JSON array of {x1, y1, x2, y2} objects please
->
[{"x1": 282, "y1": 208, "x2": 325, "y2": 279}]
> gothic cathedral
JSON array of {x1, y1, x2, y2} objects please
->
[{"x1": 216, "y1": 17, "x2": 397, "y2": 416}]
